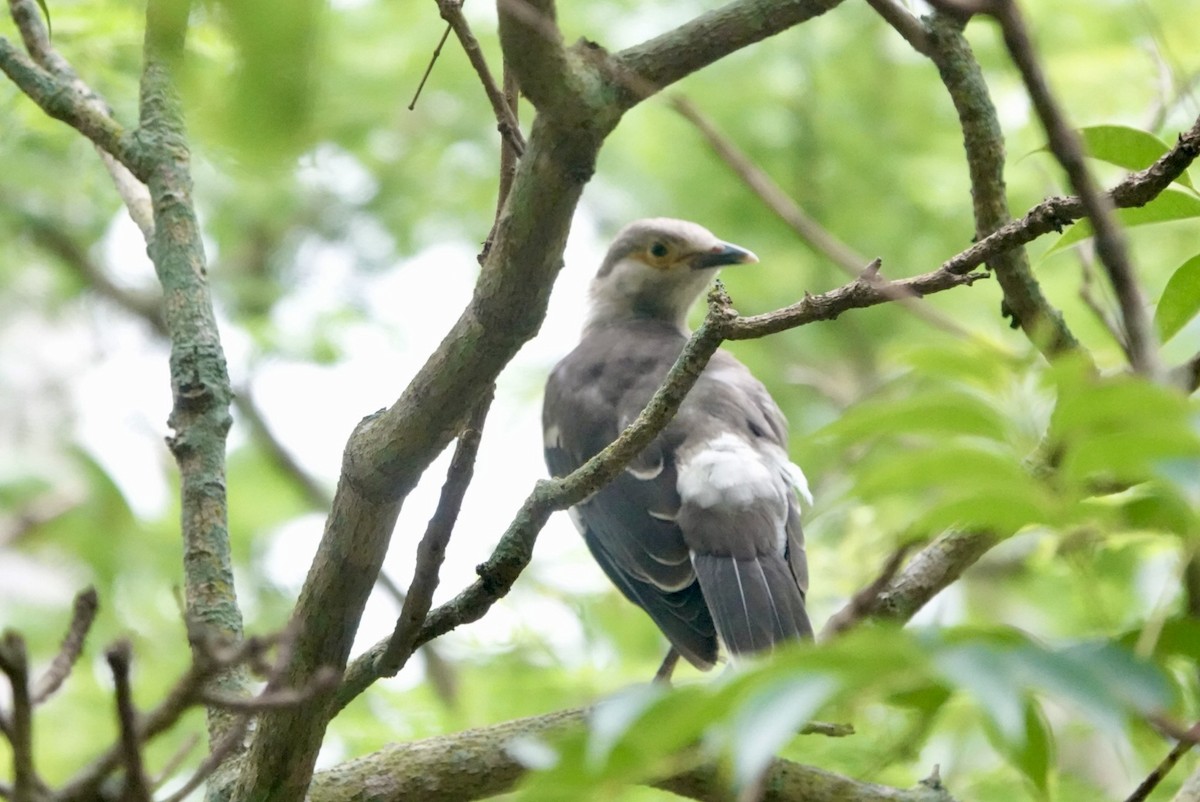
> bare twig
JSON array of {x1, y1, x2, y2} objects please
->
[
  {"x1": 820, "y1": 543, "x2": 915, "y2": 638},
  {"x1": 672, "y1": 96, "x2": 971, "y2": 337},
  {"x1": 957, "y1": 0, "x2": 1162, "y2": 378},
  {"x1": 827, "y1": 530, "x2": 1000, "y2": 631},
  {"x1": 0, "y1": 633, "x2": 37, "y2": 802},
  {"x1": 410, "y1": 23, "x2": 452, "y2": 110},
  {"x1": 938, "y1": 114, "x2": 1200, "y2": 280},
  {"x1": 106, "y1": 642, "x2": 152, "y2": 802},
  {"x1": 1077, "y1": 251, "x2": 1131, "y2": 357},
  {"x1": 1125, "y1": 737, "x2": 1195, "y2": 802},
  {"x1": 378, "y1": 394, "x2": 493, "y2": 679},
  {"x1": 31, "y1": 587, "x2": 99, "y2": 704},
  {"x1": 59, "y1": 633, "x2": 283, "y2": 802},
  {"x1": 6, "y1": 0, "x2": 154, "y2": 230},
  {"x1": 439, "y1": 0, "x2": 526, "y2": 156},
  {"x1": 865, "y1": 0, "x2": 931, "y2": 55}
]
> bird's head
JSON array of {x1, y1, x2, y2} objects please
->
[{"x1": 585, "y1": 218, "x2": 758, "y2": 333}]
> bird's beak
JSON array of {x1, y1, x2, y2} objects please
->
[{"x1": 692, "y1": 242, "x2": 759, "y2": 270}]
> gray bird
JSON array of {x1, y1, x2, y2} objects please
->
[{"x1": 543, "y1": 218, "x2": 813, "y2": 674}]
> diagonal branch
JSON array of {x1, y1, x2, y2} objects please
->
[
  {"x1": 438, "y1": 0, "x2": 525, "y2": 155},
  {"x1": 671, "y1": 95, "x2": 972, "y2": 337},
  {"x1": 613, "y1": 0, "x2": 845, "y2": 108},
  {"x1": 31, "y1": 587, "x2": 99, "y2": 704},
  {"x1": 376, "y1": 394, "x2": 493, "y2": 679},
  {"x1": 925, "y1": 10, "x2": 1082, "y2": 360}
]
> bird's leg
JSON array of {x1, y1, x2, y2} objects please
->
[{"x1": 653, "y1": 647, "x2": 680, "y2": 684}]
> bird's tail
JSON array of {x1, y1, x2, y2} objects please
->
[{"x1": 691, "y1": 553, "x2": 812, "y2": 656}]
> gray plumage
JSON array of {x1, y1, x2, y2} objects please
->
[{"x1": 543, "y1": 219, "x2": 812, "y2": 669}]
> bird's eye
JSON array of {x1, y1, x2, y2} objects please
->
[{"x1": 649, "y1": 242, "x2": 669, "y2": 258}]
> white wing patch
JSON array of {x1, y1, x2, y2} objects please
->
[
  {"x1": 543, "y1": 424, "x2": 562, "y2": 450},
  {"x1": 677, "y1": 432, "x2": 784, "y2": 509}
]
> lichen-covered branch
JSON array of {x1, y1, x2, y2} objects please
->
[
  {"x1": 978, "y1": 0, "x2": 1162, "y2": 379},
  {"x1": 613, "y1": 0, "x2": 845, "y2": 106},
  {"x1": 925, "y1": 11, "x2": 1082, "y2": 360},
  {"x1": 306, "y1": 707, "x2": 945, "y2": 802},
  {"x1": 136, "y1": 0, "x2": 246, "y2": 742}
]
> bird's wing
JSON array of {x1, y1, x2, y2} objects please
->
[
  {"x1": 674, "y1": 357, "x2": 813, "y2": 654},
  {"x1": 543, "y1": 327, "x2": 718, "y2": 667}
]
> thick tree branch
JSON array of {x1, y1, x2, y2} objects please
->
[
  {"x1": 0, "y1": 38, "x2": 141, "y2": 178},
  {"x1": 925, "y1": 11, "x2": 1082, "y2": 360},
  {"x1": 307, "y1": 707, "x2": 919, "y2": 802},
  {"x1": 496, "y1": 0, "x2": 576, "y2": 114},
  {"x1": 136, "y1": 0, "x2": 247, "y2": 742},
  {"x1": 822, "y1": 530, "x2": 1000, "y2": 637},
  {"x1": 613, "y1": 0, "x2": 845, "y2": 107}
]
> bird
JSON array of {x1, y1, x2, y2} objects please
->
[{"x1": 542, "y1": 218, "x2": 813, "y2": 676}]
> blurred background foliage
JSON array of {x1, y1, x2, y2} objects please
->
[{"x1": 2, "y1": 0, "x2": 1200, "y2": 799}]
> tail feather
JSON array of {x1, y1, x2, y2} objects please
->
[{"x1": 692, "y1": 553, "x2": 812, "y2": 656}]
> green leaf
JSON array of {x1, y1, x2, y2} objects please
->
[
  {"x1": 1077, "y1": 125, "x2": 1193, "y2": 190},
  {"x1": 36, "y1": 0, "x2": 52, "y2": 38},
  {"x1": 728, "y1": 675, "x2": 839, "y2": 790},
  {"x1": 1155, "y1": 253, "x2": 1200, "y2": 343},
  {"x1": 821, "y1": 388, "x2": 1011, "y2": 443},
  {"x1": 986, "y1": 697, "x2": 1054, "y2": 797},
  {"x1": 1046, "y1": 188, "x2": 1200, "y2": 254}
]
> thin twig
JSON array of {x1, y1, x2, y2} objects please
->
[
  {"x1": 233, "y1": 388, "x2": 332, "y2": 509},
  {"x1": 865, "y1": 0, "x2": 931, "y2": 55},
  {"x1": 672, "y1": 95, "x2": 971, "y2": 337},
  {"x1": 0, "y1": 633, "x2": 37, "y2": 802},
  {"x1": 159, "y1": 639, "x2": 332, "y2": 802},
  {"x1": 32, "y1": 587, "x2": 99, "y2": 704},
  {"x1": 409, "y1": 23, "x2": 452, "y2": 110},
  {"x1": 378, "y1": 394, "x2": 493, "y2": 678},
  {"x1": 1125, "y1": 736, "x2": 1195, "y2": 802},
  {"x1": 820, "y1": 543, "x2": 915, "y2": 638},
  {"x1": 439, "y1": 0, "x2": 526, "y2": 156},
  {"x1": 59, "y1": 633, "x2": 282, "y2": 802},
  {"x1": 7, "y1": 0, "x2": 154, "y2": 233},
  {"x1": 1077, "y1": 251, "x2": 1130, "y2": 357},
  {"x1": 106, "y1": 641, "x2": 152, "y2": 802}
]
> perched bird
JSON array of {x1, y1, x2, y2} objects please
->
[{"x1": 543, "y1": 218, "x2": 813, "y2": 674}]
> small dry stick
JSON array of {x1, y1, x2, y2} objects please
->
[
  {"x1": 378, "y1": 393, "x2": 493, "y2": 677},
  {"x1": 32, "y1": 586, "x2": 99, "y2": 704},
  {"x1": 0, "y1": 633, "x2": 37, "y2": 802},
  {"x1": 409, "y1": 23, "x2": 453, "y2": 110},
  {"x1": 106, "y1": 641, "x2": 152, "y2": 802}
]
